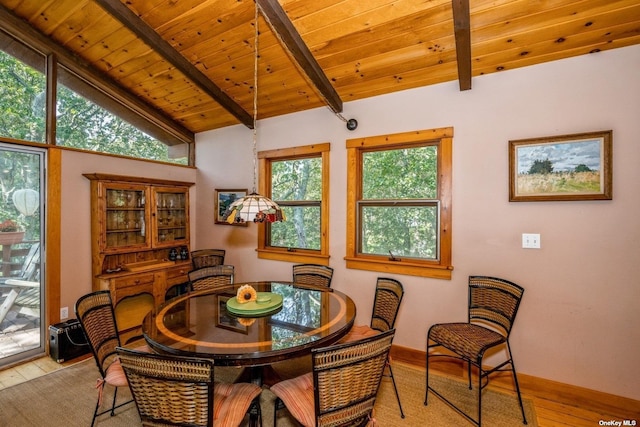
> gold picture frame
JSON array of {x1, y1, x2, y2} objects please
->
[
  {"x1": 214, "y1": 188, "x2": 248, "y2": 225},
  {"x1": 509, "y1": 130, "x2": 612, "y2": 202}
]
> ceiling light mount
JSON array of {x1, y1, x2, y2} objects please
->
[{"x1": 223, "y1": 3, "x2": 284, "y2": 224}]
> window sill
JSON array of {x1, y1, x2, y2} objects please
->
[
  {"x1": 344, "y1": 256, "x2": 452, "y2": 280},
  {"x1": 257, "y1": 249, "x2": 330, "y2": 265}
]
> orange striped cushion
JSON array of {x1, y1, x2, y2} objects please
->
[
  {"x1": 213, "y1": 381, "x2": 262, "y2": 426},
  {"x1": 270, "y1": 373, "x2": 315, "y2": 427},
  {"x1": 104, "y1": 359, "x2": 128, "y2": 387},
  {"x1": 340, "y1": 325, "x2": 379, "y2": 343}
]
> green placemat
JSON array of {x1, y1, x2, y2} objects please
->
[{"x1": 226, "y1": 292, "x2": 283, "y2": 316}]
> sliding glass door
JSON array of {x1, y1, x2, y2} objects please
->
[{"x1": 0, "y1": 143, "x2": 45, "y2": 367}]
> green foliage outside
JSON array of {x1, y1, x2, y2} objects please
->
[
  {"x1": 361, "y1": 146, "x2": 439, "y2": 259},
  {"x1": 270, "y1": 157, "x2": 322, "y2": 250},
  {"x1": 0, "y1": 149, "x2": 41, "y2": 242},
  {"x1": 0, "y1": 49, "x2": 185, "y2": 164},
  {"x1": 0, "y1": 51, "x2": 46, "y2": 143}
]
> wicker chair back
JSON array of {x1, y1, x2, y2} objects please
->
[
  {"x1": 292, "y1": 264, "x2": 334, "y2": 288},
  {"x1": 188, "y1": 265, "x2": 234, "y2": 291}
]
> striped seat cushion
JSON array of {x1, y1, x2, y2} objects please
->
[
  {"x1": 214, "y1": 381, "x2": 262, "y2": 426},
  {"x1": 270, "y1": 372, "x2": 315, "y2": 427},
  {"x1": 104, "y1": 359, "x2": 128, "y2": 387},
  {"x1": 340, "y1": 325, "x2": 379, "y2": 343}
]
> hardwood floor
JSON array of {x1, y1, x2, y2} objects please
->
[{"x1": 2, "y1": 351, "x2": 639, "y2": 426}]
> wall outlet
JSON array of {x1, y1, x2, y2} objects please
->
[
  {"x1": 522, "y1": 233, "x2": 541, "y2": 249},
  {"x1": 60, "y1": 306, "x2": 69, "y2": 319}
]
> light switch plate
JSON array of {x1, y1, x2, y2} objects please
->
[{"x1": 522, "y1": 233, "x2": 541, "y2": 249}]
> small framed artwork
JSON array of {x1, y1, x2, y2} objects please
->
[
  {"x1": 216, "y1": 294, "x2": 248, "y2": 334},
  {"x1": 509, "y1": 130, "x2": 612, "y2": 202},
  {"x1": 214, "y1": 189, "x2": 247, "y2": 225}
]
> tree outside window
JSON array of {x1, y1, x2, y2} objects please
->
[
  {"x1": 346, "y1": 128, "x2": 453, "y2": 279},
  {"x1": 0, "y1": 34, "x2": 187, "y2": 165},
  {"x1": 257, "y1": 143, "x2": 330, "y2": 264}
]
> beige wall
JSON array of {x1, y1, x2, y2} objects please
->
[
  {"x1": 192, "y1": 44, "x2": 640, "y2": 400},
  {"x1": 59, "y1": 151, "x2": 196, "y2": 318}
]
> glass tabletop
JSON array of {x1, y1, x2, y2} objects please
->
[{"x1": 142, "y1": 281, "x2": 356, "y2": 366}]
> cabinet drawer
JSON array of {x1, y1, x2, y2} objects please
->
[
  {"x1": 166, "y1": 264, "x2": 190, "y2": 279},
  {"x1": 113, "y1": 273, "x2": 155, "y2": 289}
]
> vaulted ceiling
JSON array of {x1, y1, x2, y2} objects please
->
[{"x1": 1, "y1": 0, "x2": 639, "y2": 137}]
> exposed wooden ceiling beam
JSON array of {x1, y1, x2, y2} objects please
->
[
  {"x1": 93, "y1": 0, "x2": 253, "y2": 128},
  {"x1": 452, "y1": 0, "x2": 472, "y2": 91},
  {"x1": 256, "y1": 0, "x2": 343, "y2": 114}
]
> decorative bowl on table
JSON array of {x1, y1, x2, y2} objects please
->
[{"x1": 226, "y1": 291, "x2": 283, "y2": 316}]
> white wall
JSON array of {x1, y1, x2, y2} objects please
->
[{"x1": 194, "y1": 45, "x2": 640, "y2": 400}]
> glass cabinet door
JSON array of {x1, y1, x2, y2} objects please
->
[
  {"x1": 152, "y1": 187, "x2": 189, "y2": 247},
  {"x1": 104, "y1": 184, "x2": 150, "y2": 251}
]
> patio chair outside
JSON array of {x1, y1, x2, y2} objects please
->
[{"x1": 0, "y1": 242, "x2": 40, "y2": 327}]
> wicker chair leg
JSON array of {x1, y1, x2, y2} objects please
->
[
  {"x1": 508, "y1": 344, "x2": 528, "y2": 425},
  {"x1": 90, "y1": 385, "x2": 133, "y2": 427},
  {"x1": 273, "y1": 397, "x2": 284, "y2": 426},
  {"x1": 386, "y1": 362, "x2": 405, "y2": 418},
  {"x1": 249, "y1": 396, "x2": 262, "y2": 427}
]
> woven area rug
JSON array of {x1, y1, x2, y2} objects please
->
[{"x1": 0, "y1": 358, "x2": 536, "y2": 426}]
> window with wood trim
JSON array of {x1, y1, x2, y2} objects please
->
[
  {"x1": 0, "y1": 24, "x2": 192, "y2": 164},
  {"x1": 257, "y1": 143, "x2": 330, "y2": 264},
  {"x1": 346, "y1": 128, "x2": 452, "y2": 279}
]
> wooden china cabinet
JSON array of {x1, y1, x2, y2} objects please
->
[{"x1": 84, "y1": 173, "x2": 194, "y2": 343}]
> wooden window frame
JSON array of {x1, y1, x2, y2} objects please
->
[
  {"x1": 257, "y1": 143, "x2": 330, "y2": 265},
  {"x1": 345, "y1": 127, "x2": 453, "y2": 279}
]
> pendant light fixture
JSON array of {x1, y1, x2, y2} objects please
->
[{"x1": 224, "y1": 4, "x2": 285, "y2": 224}]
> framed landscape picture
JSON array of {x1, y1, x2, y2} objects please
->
[
  {"x1": 214, "y1": 189, "x2": 247, "y2": 225},
  {"x1": 509, "y1": 130, "x2": 612, "y2": 202}
]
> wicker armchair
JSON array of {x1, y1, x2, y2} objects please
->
[
  {"x1": 75, "y1": 290, "x2": 135, "y2": 427},
  {"x1": 292, "y1": 264, "x2": 334, "y2": 288},
  {"x1": 191, "y1": 249, "x2": 226, "y2": 270},
  {"x1": 188, "y1": 265, "x2": 234, "y2": 292},
  {"x1": 340, "y1": 277, "x2": 405, "y2": 418},
  {"x1": 424, "y1": 276, "x2": 527, "y2": 426},
  {"x1": 116, "y1": 347, "x2": 262, "y2": 427},
  {"x1": 271, "y1": 328, "x2": 395, "y2": 427}
]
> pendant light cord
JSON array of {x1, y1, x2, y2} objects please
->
[{"x1": 252, "y1": 3, "x2": 260, "y2": 194}]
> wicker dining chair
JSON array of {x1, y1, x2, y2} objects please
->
[
  {"x1": 292, "y1": 264, "x2": 334, "y2": 288},
  {"x1": 75, "y1": 290, "x2": 135, "y2": 427},
  {"x1": 424, "y1": 276, "x2": 527, "y2": 426},
  {"x1": 340, "y1": 277, "x2": 405, "y2": 418},
  {"x1": 188, "y1": 265, "x2": 234, "y2": 291},
  {"x1": 191, "y1": 249, "x2": 226, "y2": 270},
  {"x1": 271, "y1": 328, "x2": 395, "y2": 427},
  {"x1": 116, "y1": 347, "x2": 262, "y2": 427}
]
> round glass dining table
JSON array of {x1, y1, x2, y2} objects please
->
[{"x1": 142, "y1": 281, "x2": 356, "y2": 383}]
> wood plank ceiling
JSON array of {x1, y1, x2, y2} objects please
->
[{"x1": 1, "y1": 0, "x2": 639, "y2": 136}]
